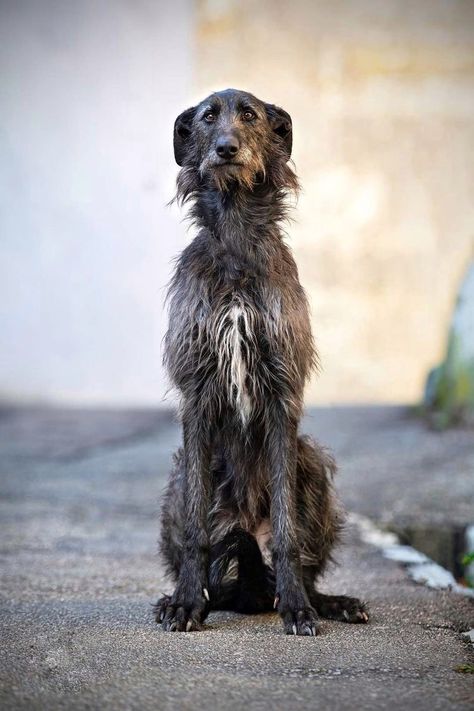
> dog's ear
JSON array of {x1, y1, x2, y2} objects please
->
[
  {"x1": 173, "y1": 106, "x2": 197, "y2": 166},
  {"x1": 265, "y1": 103, "x2": 293, "y2": 159}
]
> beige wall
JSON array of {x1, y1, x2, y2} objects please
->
[{"x1": 193, "y1": 0, "x2": 474, "y2": 404}]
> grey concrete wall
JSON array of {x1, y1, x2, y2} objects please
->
[{"x1": 0, "y1": 0, "x2": 193, "y2": 405}]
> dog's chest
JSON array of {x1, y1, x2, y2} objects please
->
[
  {"x1": 212, "y1": 296, "x2": 256, "y2": 426},
  {"x1": 210, "y1": 289, "x2": 281, "y2": 426}
]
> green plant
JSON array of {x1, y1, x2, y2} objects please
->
[
  {"x1": 461, "y1": 551, "x2": 474, "y2": 588},
  {"x1": 454, "y1": 664, "x2": 474, "y2": 674}
]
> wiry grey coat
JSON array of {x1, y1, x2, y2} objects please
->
[{"x1": 155, "y1": 89, "x2": 368, "y2": 635}]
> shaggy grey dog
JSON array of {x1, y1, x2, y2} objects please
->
[{"x1": 154, "y1": 89, "x2": 368, "y2": 635}]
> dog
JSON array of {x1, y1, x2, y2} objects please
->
[{"x1": 154, "y1": 89, "x2": 368, "y2": 635}]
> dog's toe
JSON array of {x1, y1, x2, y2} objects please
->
[
  {"x1": 312, "y1": 593, "x2": 369, "y2": 624},
  {"x1": 154, "y1": 591, "x2": 207, "y2": 632},
  {"x1": 153, "y1": 594, "x2": 172, "y2": 624},
  {"x1": 282, "y1": 608, "x2": 320, "y2": 636}
]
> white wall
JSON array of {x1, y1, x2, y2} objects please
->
[{"x1": 0, "y1": 0, "x2": 193, "y2": 405}]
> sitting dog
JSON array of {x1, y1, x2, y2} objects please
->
[{"x1": 154, "y1": 89, "x2": 368, "y2": 635}]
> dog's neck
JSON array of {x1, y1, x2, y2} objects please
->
[
  {"x1": 196, "y1": 185, "x2": 295, "y2": 257},
  {"x1": 176, "y1": 165, "x2": 298, "y2": 253},
  {"x1": 202, "y1": 186, "x2": 285, "y2": 238}
]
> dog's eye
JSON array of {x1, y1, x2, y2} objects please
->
[
  {"x1": 242, "y1": 110, "x2": 256, "y2": 121},
  {"x1": 204, "y1": 112, "x2": 216, "y2": 123}
]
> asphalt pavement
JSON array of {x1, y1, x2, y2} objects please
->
[{"x1": 0, "y1": 405, "x2": 473, "y2": 710}]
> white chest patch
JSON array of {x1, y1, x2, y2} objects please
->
[{"x1": 214, "y1": 299, "x2": 254, "y2": 426}]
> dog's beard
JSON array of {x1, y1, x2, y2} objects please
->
[
  {"x1": 209, "y1": 164, "x2": 256, "y2": 193},
  {"x1": 175, "y1": 145, "x2": 299, "y2": 206},
  {"x1": 199, "y1": 147, "x2": 265, "y2": 193}
]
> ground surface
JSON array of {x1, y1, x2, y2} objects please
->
[{"x1": 0, "y1": 405, "x2": 473, "y2": 710}]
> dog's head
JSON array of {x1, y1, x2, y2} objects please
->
[{"x1": 173, "y1": 89, "x2": 295, "y2": 193}]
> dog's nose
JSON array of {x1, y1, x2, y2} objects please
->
[{"x1": 216, "y1": 135, "x2": 240, "y2": 160}]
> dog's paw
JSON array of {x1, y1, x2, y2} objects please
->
[
  {"x1": 313, "y1": 594, "x2": 369, "y2": 624},
  {"x1": 154, "y1": 587, "x2": 210, "y2": 632},
  {"x1": 274, "y1": 592, "x2": 320, "y2": 636},
  {"x1": 153, "y1": 594, "x2": 172, "y2": 624},
  {"x1": 283, "y1": 607, "x2": 320, "y2": 636}
]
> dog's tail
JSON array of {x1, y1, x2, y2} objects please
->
[{"x1": 208, "y1": 528, "x2": 274, "y2": 613}]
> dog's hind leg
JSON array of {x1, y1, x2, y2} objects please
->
[
  {"x1": 155, "y1": 452, "x2": 274, "y2": 622},
  {"x1": 295, "y1": 435, "x2": 341, "y2": 574},
  {"x1": 306, "y1": 588, "x2": 369, "y2": 624},
  {"x1": 296, "y1": 437, "x2": 369, "y2": 624},
  {"x1": 209, "y1": 529, "x2": 274, "y2": 613},
  {"x1": 302, "y1": 563, "x2": 368, "y2": 624},
  {"x1": 157, "y1": 448, "x2": 186, "y2": 581},
  {"x1": 154, "y1": 448, "x2": 189, "y2": 624}
]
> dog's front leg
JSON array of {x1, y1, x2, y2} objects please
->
[
  {"x1": 269, "y1": 413, "x2": 319, "y2": 636},
  {"x1": 161, "y1": 413, "x2": 212, "y2": 632}
]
